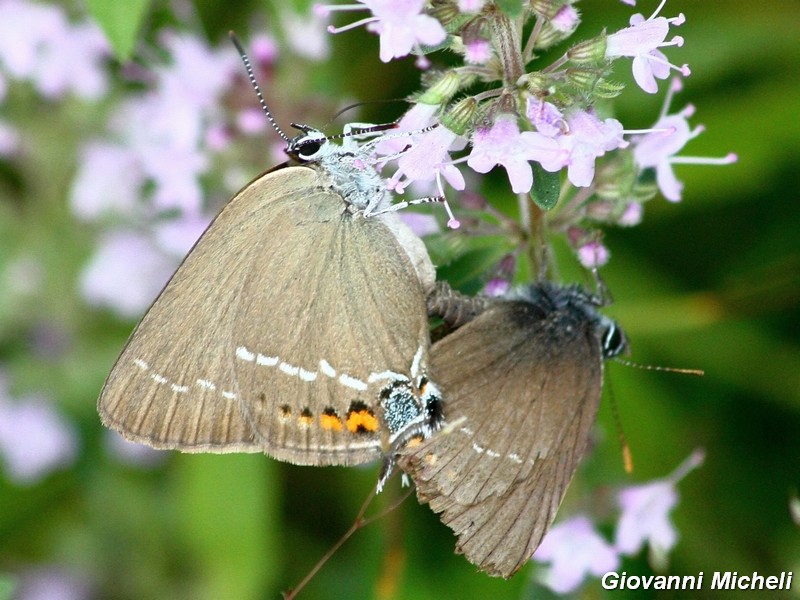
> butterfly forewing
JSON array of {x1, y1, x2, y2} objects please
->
[
  {"x1": 432, "y1": 443, "x2": 579, "y2": 578},
  {"x1": 230, "y1": 183, "x2": 431, "y2": 466},
  {"x1": 99, "y1": 165, "x2": 431, "y2": 466},
  {"x1": 399, "y1": 288, "x2": 605, "y2": 578},
  {"x1": 98, "y1": 167, "x2": 317, "y2": 451}
]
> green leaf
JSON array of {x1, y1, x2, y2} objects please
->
[
  {"x1": 85, "y1": 0, "x2": 151, "y2": 60},
  {"x1": 530, "y1": 164, "x2": 561, "y2": 210}
]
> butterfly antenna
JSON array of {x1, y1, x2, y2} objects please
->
[
  {"x1": 331, "y1": 98, "x2": 407, "y2": 121},
  {"x1": 605, "y1": 377, "x2": 634, "y2": 473},
  {"x1": 326, "y1": 122, "x2": 398, "y2": 142},
  {"x1": 229, "y1": 31, "x2": 289, "y2": 142},
  {"x1": 614, "y1": 358, "x2": 704, "y2": 376},
  {"x1": 608, "y1": 357, "x2": 702, "y2": 472}
]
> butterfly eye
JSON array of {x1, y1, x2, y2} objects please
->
[
  {"x1": 296, "y1": 139, "x2": 323, "y2": 159},
  {"x1": 601, "y1": 321, "x2": 627, "y2": 358}
]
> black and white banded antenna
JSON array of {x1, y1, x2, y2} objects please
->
[{"x1": 228, "y1": 31, "x2": 290, "y2": 142}]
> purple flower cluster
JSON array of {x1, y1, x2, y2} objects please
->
[
  {"x1": 0, "y1": 0, "x2": 734, "y2": 318},
  {"x1": 314, "y1": 0, "x2": 736, "y2": 270},
  {"x1": 0, "y1": 0, "x2": 109, "y2": 157}
]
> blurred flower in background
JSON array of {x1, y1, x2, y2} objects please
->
[
  {"x1": 0, "y1": 0, "x2": 108, "y2": 100},
  {"x1": 0, "y1": 371, "x2": 78, "y2": 485},
  {"x1": 12, "y1": 566, "x2": 91, "y2": 600},
  {"x1": 534, "y1": 515, "x2": 620, "y2": 594},
  {"x1": 533, "y1": 450, "x2": 704, "y2": 594}
]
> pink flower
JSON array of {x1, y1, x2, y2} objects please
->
[
  {"x1": 467, "y1": 115, "x2": 563, "y2": 194},
  {"x1": 483, "y1": 278, "x2": 510, "y2": 297},
  {"x1": 457, "y1": 0, "x2": 485, "y2": 13},
  {"x1": 529, "y1": 99, "x2": 630, "y2": 193},
  {"x1": 464, "y1": 39, "x2": 492, "y2": 64},
  {"x1": 33, "y1": 21, "x2": 109, "y2": 100},
  {"x1": 632, "y1": 80, "x2": 737, "y2": 201},
  {"x1": 534, "y1": 515, "x2": 620, "y2": 594},
  {"x1": 389, "y1": 124, "x2": 466, "y2": 192},
  {"x1": 14, "y1": 566, "x2": 91, "y2": 600},
  {"x1": 615, "y1": 449, "x2": 705, "y2": 558},
  {"x1": 0, "y1": 118, "x2": 19, "y2": 156},
  {"x1": 399, "y1": 212, "x2": 440, "y2": 237},
  {"x1": 616, "y1": 480, "x2": 678, "y2": 556},
  {"x1": 250, "y1": 33, "x2": 280, "y2": 65},
  {"x1": 157, "y1": 33, "x2": 239, "y2": 107},
  {"x1": 606, "y1": 0, "x2": 689, "y2": 93},
  {"x1": 237, "y1": 107, "x2": 270, "y2": 134},
  {"x1": 483, "y1": 255, "x2": 515, "y2": 296},
  {"x1": 578, "y1": 241, "x2": 610, "y2": 268},
  {"x1": 551, "y1": 4, "x2": 581, "y2": 33},
  {"x1": 205, "y1": 123, "x2": 233, "y2": 151},
  {"x1": 633, "y1": 107, "x2": 696, "y2": 201},
  {"x1": 375, "y1": 101, "x2": 440, "y2": 155},
  {"x1": 0, "y1": 0, "x2": 63, "y2": 79},
  {"x1": 280, "y1": 6, "x2": 330, "y2": 61},
  {"x1": 321, "y1": 0, "x2": 446, "y2": 63},
  {"x1": 79, "y1": 212, "x2": 209, "y2": 319},
  {"x1": 367, "y1": 0, "x2": 446, "y2": 62},
  {"x1": 87, "y1": 33, "x2": 241, "y2": 215},
  {"x1": 618, "y1": 202, "x2": 643, "y2": 226},
  {"x1": 70, "y1": 143, "x2": 145, "y2": 220},
  {"x1": 0, "y1": 378, "x2": 78, "y2": 485},
  {"x1": 555, "y1": 109, "x2": 628, "y2": 187},
  {"x1": 527, "y1": 98, "x2": 568, "y2": 138},
  {"x1": 118, "y1": 100, "x2": 209, "y2": 212},
  {"x1": 154, "y1": 214, "x2": 212, "y2": 256}
]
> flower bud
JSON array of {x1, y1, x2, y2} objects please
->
[
  {"x1": 418, "y1": 71, "x2": 462, "y2": 105},
  {"x1": 565, "y1": 67, "x2": 601, "y2": 90},
  {"x1": 568, "y1": 33, "x2": 608, "y2": 65},
  {"x1": 441, "y1": 97, "x2": 478, "y2": 136}
]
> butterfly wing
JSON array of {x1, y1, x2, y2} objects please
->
[
  {"x1": 399, "y1": 295, "x2": 603, "y2": 577},
  {"x1": 99, "y1": 166, "x2": 431, "y2": 465},
  {"x1": 98, "y1": 167, "x2": 317, "y2": 452},
  {"x1": 230, "y1": 182, "x2": 431, "y2": 466}
]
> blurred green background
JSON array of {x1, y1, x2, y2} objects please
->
[{"x1": 0, "y1": 1, "x2": 798, "y2": 599}]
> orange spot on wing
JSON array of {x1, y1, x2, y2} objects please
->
[
  {"x1": 320, "y1": 413, "x2": 343, "y2": 431},
  {"x1": 346, "y1": 409, "x2": 379, "y2": 433}
]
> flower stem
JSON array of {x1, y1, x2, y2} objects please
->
[{"x1": 524, "y1": 194, "x2": 547, "y2": 278}]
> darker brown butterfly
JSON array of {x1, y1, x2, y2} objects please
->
[{"x1": 399, "y1": 281, "x2": 627, "y2": 578}]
